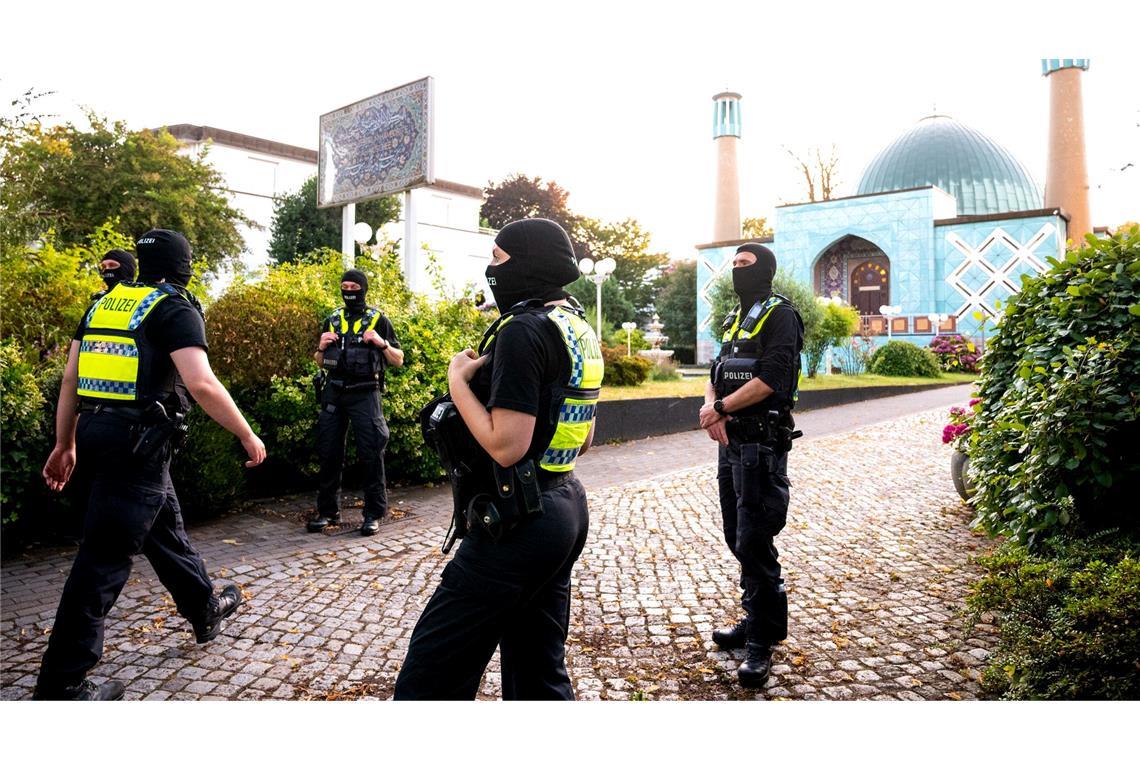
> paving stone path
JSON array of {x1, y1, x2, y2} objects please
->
[{"x1": 1, "y1": 386, "x2": 998, "y2": 700}]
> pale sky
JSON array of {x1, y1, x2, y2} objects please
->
[{"x1": 3, "y1": 0, "x2": 1137, "y2": 260}]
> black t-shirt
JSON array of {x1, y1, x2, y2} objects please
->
[
  {"x1": 471, "y1": 311, "x2": 569, "y2": 462},
  {"x1": 76, "y1": 290, "x2": 208, "y2": 411},
  {"x1": 717, "y1": 302, "x2": 804, "y2": 414}
]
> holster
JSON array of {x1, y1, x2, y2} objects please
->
[{"x1": 129, "y1": 401, "x2": 187, "y2": 466}]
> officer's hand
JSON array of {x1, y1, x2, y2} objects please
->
[
  {"x1": 699, "y1": 402, "x2": 723, "y2": 429},
  {"x1": 42, "y1": 445, "x2": 76, "y2": 492},
  {"x1": 706, "y1": 417, "x2": 730, "y2": 446},
  {"x1": 362, "y1": 329, "x2": 387, "y2": 349},
  {"x1": 318, "y1": 331, "x2": 339, "y2": 350},
  {"x1": 241, "y1": 433, "x2": 267, "y2": 468},
  {"x1": 448, "y1": 348, "x2": 486, "y2": 385}
]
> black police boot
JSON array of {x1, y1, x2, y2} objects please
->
[
  {"x1": 33, "y1": 679, "x2": 126, "y2": 701},
  {"x1": 737, "y1": 642, "x2": 774, "y2": 689},
  {"x1": 712, "y1": 619, "x2": 749, "y2": 650},
  {"x1": 360, "y1": 518, "x2": 381, "y2": 537},
  {"x1": 193, "y1": 583, "x2": 243, "y2": 644},
  {"x1": 307, "y1": 514, "x2": 339, "y2": 532}
]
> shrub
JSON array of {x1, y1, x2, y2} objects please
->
[
  {"x1": 171, "y1": 406, "x2": 247, "y2": 517},
  {"x1": 805, "y1": 299, "x2": 861, "y2": 377},
  {"x1": 833, "y1": 335, "x2": 876, "y2": 375},
  {"x1": 1, "y1": 340, "x2": 50, "y2": 525},
  {"x1": 968, "y1": 533, "x2": 1140, "y2": 699},
  {"x1": 929, "y1": 333, "x2": 981, "y2": 373},
  {"x1": 648, "y1": 360, "x2": 681, "y2": 382},
  {"x1": 867, "y1": 340, "x2": 942, "y2": 377},
  {"x1": 601, "y1": 345, "x2": 652, "y2": 386},
  {"x1": 968, "y1": 228, "x2": 1140, "y2": 544}
]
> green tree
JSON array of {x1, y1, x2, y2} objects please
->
[
  {"x1": 0, "y1": 113, "x2": 249, "y2": 270},
  {"x1": 804, "y1": 300, "x2": 860, "y2": 377},
  {"x1": 481, "y1": 174, "x2": 578, "y2": 237},
  {"x1": 566, "y1": 275, "x2": 636, "y2": 329},
  {"x1": 652, "y1": 260, "x2": 696, "y2": 356},
  {"x1": 575, "y1": 216, "x2": 668, "y2": 317},
  {"x1": 267, "y1": 175, "x2": 400, "y2": 264}
]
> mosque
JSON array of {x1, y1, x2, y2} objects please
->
[{"x1": 695, "y1": 59, "x2": 1095, "y2": 364}]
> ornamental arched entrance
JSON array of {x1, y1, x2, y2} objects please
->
[{"x1": 813, "y1": 235, "x2": 891, "y2": 315}]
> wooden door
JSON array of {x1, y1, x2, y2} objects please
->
[{"x1": 850, "y1": 259, "x2": 890, "y2": 315}]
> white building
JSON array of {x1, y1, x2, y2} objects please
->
[{"x1": 164, "y1": 124, "x2": 494, "y2": 297}]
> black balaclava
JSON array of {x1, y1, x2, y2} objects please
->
[
  {"x1": 100, "y1": 249, "x2": 136, "y2": 289},
  {"x1": 340, "y1": 269, "x2": 369, "y2": 314},
  {"x1": 136, "y1": 229, "x2": 193, "y2": 288},
  {"x1": 487, "y1": 218, "x2": 580, "y2": 312},
  {"x1": 732, "y1": 243, "x2": 778, "y2": 308}
]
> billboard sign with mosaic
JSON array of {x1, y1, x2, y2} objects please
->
[{"x1": 318, "y1": 77, "x2": 434, "y2": 208}]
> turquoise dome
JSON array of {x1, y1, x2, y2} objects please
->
[{"x1": 856, "y1": 115, "x2": 1042, "y2": 216}]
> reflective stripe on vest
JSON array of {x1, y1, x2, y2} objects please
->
[
  {"x1": 538, "y1": 306, "x2": 604, "y2": 473},
  {"x1": 77, "y1": 284, "x2": 169, "y2": 402},
  {"x1": 721, "y1": 296, "x2": 784, "y2": 343},
  {"x1": 335, "y1": 308, "x2": 382, "y2": 336}
]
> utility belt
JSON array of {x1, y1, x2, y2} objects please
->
[
  {"x1": 726, "y1": 409, "x2": 802, "y2": 453},
  {"x1": 79, "y1": 399, "x2": 188, "y2": 465},
  {"x1": 420, "y1": 394, "x2": 568, "y2": 553}
]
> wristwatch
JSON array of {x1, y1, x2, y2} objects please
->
[{"x1": 713, "y1": 399, "x2": 726, "y2": 416}]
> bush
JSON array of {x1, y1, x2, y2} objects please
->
[
  {"x1": 968, "y1": 533, "x2": 1140, "y2": 699},
  {"x1": 171, "y1": 406, "x2": 247, "y2": 517},
  {"x1": 1, "y1": 340, "x2": 50, "y2": 525},
  {"x1": 805, "y1": 299, "x2": 861, "y2": 377},
  {"x1": 648, "y1": 360, "x2": 681, "y2": 382},
  {"x1": 867, "y1": 340, "x2": 942, "y2": 377},
  {"x1": 601, "y1": 345, "x2": 652, "y2": 386},
  {"x1": 833, "y1": 335, "x2": 876, "y2": 375},
  {"x1": 929, "y1": 334, "x2": 981, "y2": 373},
  {"x1": 968, "y1": 228, "x2": 1140, "y2": 544}
]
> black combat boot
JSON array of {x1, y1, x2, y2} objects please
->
[
  {"x1": 307, "y1": 514, "x2": 339, "y2": 532},
  {"x1": 193, "y1": 583, "x2": 243, "y2": 644},
  {"x1": 360, "y1": 518, "x2": 381, "y2": 537},
  {"x1": 737, "y1": 641, "x2": 773, "y2": 689},
  {"x1": 33, "y1": 679, "x2": 126, "y2": 701},
  {"x1": 712, "y1": 619, "x2": 748, "y2": 650}
]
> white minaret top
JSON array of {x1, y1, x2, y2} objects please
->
[{"x1": 712, "y1": 92, "x2": 742, "y2": 242}]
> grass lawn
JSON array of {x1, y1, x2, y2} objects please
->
[{"x1": 599, "y1": 372, "x2": 977, "y2": 401}]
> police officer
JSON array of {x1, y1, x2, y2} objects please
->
[
  {"x1": 394, "y1": 218, "x2": 602, "y2": 700},
  {"x1": 35, "y1": 229, "x2": 266, "y2": 700},
  {"x1": 308, "y1": 270, "x2": 404, "y2": 537},
  {"x1": 93, "y1": 248, "x2": 136, "y2": 298},
  {"x1": 700, "y1": 243, "x2": 804, "y2": 689}
]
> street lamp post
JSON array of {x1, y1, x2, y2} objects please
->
[
  {"x1": 578, "y1": 257, "x2": 617, "y2": 339},
  {"x1": 879, "y1": 304, "x2": 902, "y2": 339},
  {"x1": 621, "y1": 321, "x2": 637, "y2": 356}
]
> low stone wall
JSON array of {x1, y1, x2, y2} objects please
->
[{"x1": 593, "y1": 382, "x2": 970, "y2": 443}]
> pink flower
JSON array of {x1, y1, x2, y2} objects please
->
[{"x1": 969, "y1": 398, "x2": 981, "y2": 407}]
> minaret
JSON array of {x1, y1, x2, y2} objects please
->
[
  {"x1": 1042, "y1": 59, "x2": 1091, "y2": 246},
  {"x1": 712, "y1": 91, "x2": 742, "y2": 242}
]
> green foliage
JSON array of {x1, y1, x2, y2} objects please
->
[
  {"x1": 171, "y1": 406, "x2": 247, "y2": 517},
  {"x1": 267, "y1": 176, "x2": 400, "y2": 265},
  {"x1": 968, "y1": 228, "x2": 1140, "y2": 544},
  {"x1": 481, "y1": 174, "x2": 578, "y2": 239},
  {"x1": 648, "y1": 361, "x2": 681, "y2": 382},
  {"x1": 968, "y1": 533, "x2": 1140, "y2": 699},
  {"x1": 804, "y1": 300, "x2": 860, "y2": 378},
  {"x1": 928, "y1": 333, "x2": 981, "y2": 373},
  {"x1": 0, "y1": 226, "x2": 116, "y2": 361},
  {"x1": 575, "y1": 217, "x2": 668, "y2": 316},
  {"x1": 741, "y1": 217, "x2": 773, "y2": 239},
  {"x1": 652, "y1": 261, "x2": 696, "y2": 358},
  {"x1": 867, "y1": 340, "x2": 942, "y2": 377},
  {"x1": 569, "y1": 278, "x2": 636, "y2": 329},
  {"x1": 0, "y1": 114, "x2": 249, "y2": 270},
  {"x1": 601, "y1": 345, "x2": 652, "y2": 386},
  {"x1": 0, "y1": 340, "x2": 52, "y2": 524}
]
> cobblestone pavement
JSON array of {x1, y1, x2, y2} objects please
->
[{"x1": 1, "y1": 390, "x2": 997, "y2": 701}]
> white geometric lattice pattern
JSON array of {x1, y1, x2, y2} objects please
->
[
  {"x1": 698, "y1": 254, "x2": 733, "y2": 331},
  {"x1": 945, "y1": 224, "x2": 1054, "y2": 318}
]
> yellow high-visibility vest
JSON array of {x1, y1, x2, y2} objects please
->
[
  {"x1": 77, "y1": 283, "x2": 171, "y2": 404},
  {"x1": 480, "y1": 303, "x2": 604, "y2": 473}
]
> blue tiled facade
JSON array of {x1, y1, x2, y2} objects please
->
[{"x1": 695, "y1": 187, "x2": 1067, "y2": 362}]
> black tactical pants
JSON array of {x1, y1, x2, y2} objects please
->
[
  {"x1": 717, "y1": 438, "x2": 790, "y2": 645},
  {"x1": 316, "y1": 386, "x2": 389, "y2": 521},
  {"x1": 394, "y1": 476, "x2": 590, "y2": 700},
  {"x1": 37, "y1": 411, "x2": 215, "y2": 693}
]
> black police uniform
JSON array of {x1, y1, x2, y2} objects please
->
[
  {"x1": 714, "y1": 297, "x2": 804, "y2": 653},
  {"x1": 394, "y1": 310, "x2": 591, "y2": 700},
  {"x1": 314, "y1": 307, "x2": 400, "y2": 524},
  {"x1": 36, "y1": 289, "x2": 220, "y2": 697}
]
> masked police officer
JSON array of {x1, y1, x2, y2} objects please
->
[
  {"x1": 308, "y1": 270, "x2": 404, "y2": 537},
  {"x1": 394, "y1": 218, "x2": 602, "y2": 700},
  {"x1": 700, "y1": 243, "x2": 804, "y2": 689},
  {"x1": 93, "y1": 249, "x2": 136, "y2": 298},
  {"x1": 35, "y1": 229, "x2": 266, "y2": 700}
]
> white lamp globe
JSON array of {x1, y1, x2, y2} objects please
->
[
  {"x1": 597, "y1": 258, "x2": 617, "y2": 275},
  {"x1": 352, "y1": 222, "x2": 374, "y2": 244},
  {"x1": 578, "y1": 258, "x2": 595, "y2": 275}
]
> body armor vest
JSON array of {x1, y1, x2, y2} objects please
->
[
  {"x1": 323, "y1": 307, "x2": 385, "y2": 389},
  {"x1": 77, "y1": 283, "x2": 182, "y2": 406},
  {"x1": 713, "y1": 294, "x2": 801, "y2": 410}
]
